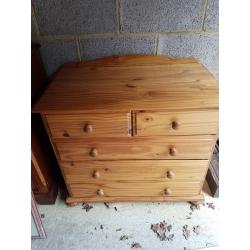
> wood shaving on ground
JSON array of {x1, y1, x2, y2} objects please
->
[
  {"x1": 190, "y1": 204, "x2": 200, "y2": 211},
  {"x1": 116, "y1": 228, "x2": 122, "y2": 231},
  {"x1": 183, "y1": 225, "x2": 190, "y2": 240},
  {"x1": 131, "y1": 242, "x2": 142, "y2": 248},
  {"x1": 207, "y1": 202, "x2": 215, "y2": 209},
  {"x1": 120, "y1": 235, "x2": 130, "y2": 240},
  {"x1": 167, "y1": 234, "x2": 174, "y2": 241},
  {"x1": 104, "y1": 202, "x2": 110, "y2": 208},
  {"x1": 151, "y1": 221, "x2": 173, "y2": 241},
  {"x1": 193, "y1": 225, "x2": 200, "y2": 235},
  {"x1": 82, "y1": 203, "x2": 93, "y2": 212}
]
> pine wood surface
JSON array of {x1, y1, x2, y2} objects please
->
[
  {"x1": 61, "y1": 160, "x2": 208, "y2": 184},
  {"x1": 34, "y1": 55, "x2": 219, "y2": 204},
  {"x1": 135, "y1": 109, "x2": 218, "y2": 136},
  {"x1": 55, "y1": 135, "x2": 214, "y2": 161},
  {"x1": 32, "y1": 55, "x2": 218, "y2": 114}
]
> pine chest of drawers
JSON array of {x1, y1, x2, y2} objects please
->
[{"x1": 32, "y1": 55, "x2": 218, "y2": 206}]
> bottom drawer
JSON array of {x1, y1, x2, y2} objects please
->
[{"x1": 69, "y1": 181, "x2": 202, "y2": 198}]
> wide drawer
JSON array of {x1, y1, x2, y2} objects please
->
[
  {"x1": 45, "y1": 113, "x2": 131, "y2": 138},
  {"x1": 135, "y1": 110, "x2": 218, "y2": 136},
  {"x1": 69, "y1": 181, "x2": 202, "y2": 198},
  {"x1": 55, "y1": 135, "x2": 214, "y2": 161},
  {"x1": 61, "y1": 160, "x2": 208, "y2": 184}
]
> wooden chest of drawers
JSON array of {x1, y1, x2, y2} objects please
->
[{"x1": 32, "y1": 55, "x2": 218, "y2": 206}]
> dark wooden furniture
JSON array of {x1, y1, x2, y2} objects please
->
[
  {"x1": 31, "y1": 44, "x2": 59, "y2": 204},
  {"x1": 32, "y1": 55, "x2": 219, "y2": 206},
  {"x1": 206, "y1": 140, "x2": 219, "y2": 197}
]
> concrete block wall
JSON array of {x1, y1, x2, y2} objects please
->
[{"x1": 32, "y1": 0, "x2": 219, "y2": 79}]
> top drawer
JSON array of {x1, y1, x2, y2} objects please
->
[
  {"x1": 135, "y1": 110, "x2": 218, "y2": 136},
  {"x1": 45, "y1": 113, "x2": 131, "y2": 139}
]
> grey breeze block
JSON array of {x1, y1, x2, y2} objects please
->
[
  {"x1": 39, "y1": 40, "x2": 79, "y2": 76},
  {"x1": 158, "y1": 33, "x2": 219, "y2": 72},
  {"x1": 80, "y1": 36, "x2": 156, "y2": 61},
  {"x1": 204, "y1": 0, "x2": 219, "y2": 30},
  {"x1": 120, "y1": 0, "x2": 205, "y2": 33},
  {"x1": 32, "y1": 0, "x2": 116, "y2": 35}
]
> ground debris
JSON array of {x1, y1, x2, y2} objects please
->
[
  {"x1": 104, "y1": 202, "x2": 110, "y2": 208},
  {"x1": 120, "y1": 235, "x2": 130, "y2": 240},
  {"x1": 114, "y1": 206, "x2": 118, "y2": 211},
  {"x1": 100, "y1": 225, "x2": 103, "y2": 230},
  {"x1": 190, "y1": 204, "x2": 200, "y2": 211},
  {"x1": 207, "y1": 202, "x2": 215, "y2": 209},
  {"x1": 40, "y1": 214, "x2": 45, "y2": 218},
  {"x1": 82, "y1": 203, "x2": 93, "y2": 212},
  {"x1": 193, "y1": 225, "x2": 200, "y2": 235},
  {"x1": 167, "y1": 234, "x2": 174, "y2": 241},
  {"x1": 151, "y1": 220, "x2": 173, "y2": 241},
  {"x1": 116, "y1": 228, "x2": 122, "y2": 231},
  {"x1": 131, "y1": 242, "x2": 142, "y2": 248},
  {"x1": 186, "y1": 216, "x2": 191, "y2": 219},
  {"x1": 182, "y1": 225, "x2": 190, "y2": 240}
]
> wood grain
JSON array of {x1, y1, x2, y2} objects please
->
[
  {"x1": 55, "y1": 135, "x2": 214, "y2": 161},
  {"x1": 45, "y1": 113, "x2": 131, "y2": 138},
  {"x1": 32, "y1": 56, "x2": 218, "y2": 113},
  {"x1": 61, "y1": 160, "x2": 208, "y2": 184},
  {"x1": 66, "y1": 193, "x2": 204, "y2": 203},
  {"x1": 69, "y1": 181, "x2": 202, "y2": 198},
  {"x1": 135, "y1": 109, "x2": 218, "y2": 136}
]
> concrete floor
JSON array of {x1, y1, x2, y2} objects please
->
[{"x1": 32, "y1": 185, "x2": 218, "y2": 250}]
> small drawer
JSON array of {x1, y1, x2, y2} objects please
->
[
  {"x1": 55, "y1": 135, "x2": 214, "y2": 161},
  {"x1": 45, "y1": 113, "x2": 131, "y2": 138},
  {"x1": 69, "y1": 181, "x2": 202, "y2": 198},
  {"x1": 135, "y1": 110, "x2": 218, "y2": 136},
  {"x1": 61, "y1": 160, "x2": 208, "y2": 184}
]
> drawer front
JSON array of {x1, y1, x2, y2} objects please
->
[
  {"x1": 135, "y1": 110, "x2": 218, "y2": 136},
  {"x1": 55, "y1": 135, "x2": 214, "y2": 161},
  {"x1": 62, "y1": 160, "x2": 208, "y2": 184},
  {"x1": 45, "y1": 113, "x2": 131, "y2": 138},
  {"x1": 69, "y1": 181, "x2": 202, "y2": 198}
]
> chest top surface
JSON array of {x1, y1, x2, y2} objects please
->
[{"x1": 32, "y1": 55, "x2": 218, "y2": 114}]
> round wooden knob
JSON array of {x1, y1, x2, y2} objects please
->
[
  {"x1": 164, "y1": 188, "x2": 172, "y2": 195},
  {"x1": 166, "y1": 170, "x2": 175, "y2": 179},
  {"x1": 89, "y1": 148, "x2": 98, "y2": 157},
  {"x1": 172, "y1": 121, "x2": 180, "y2": 130},
  {"x1": 169, "y1": 147, "x2": 177, "y2": 156},
  {"x1": 84, "y1": 124, "x2": 93, "y2": 133},
  {"x1": 92, "y1": 170, "x2": 100, "y2": 179},
  {"x1": 97, "y1": 189, "x2": 104, "y2": 196}
]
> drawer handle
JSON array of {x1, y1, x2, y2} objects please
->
[
  {"x1": 62, "y1": 131, "x2": 70, "y2": 137},
  {"x1": 169, "y1": 147, "x2": 177, "y2": 156},
  {"x1": 89, "y1": 148, "x2": 98, "y2": 157},
  {"x1": 83, "y1": 124, "x2": 93, "y2": 133},
  {"x1": 92, "y1": 170, "x2": 100, "y2": 179},
  {"x1": 166, "y1": 170, "x2": 175, "y2": 179},
  {"x1": 164, "y1": 188, "x2": 172, "y2": 195},
  {"x1": 172, "y1": 121, "x2": 180, "y2": 130},
  {"x1": 97, "y1": 189, "x2": 104, "y2": 196}
]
